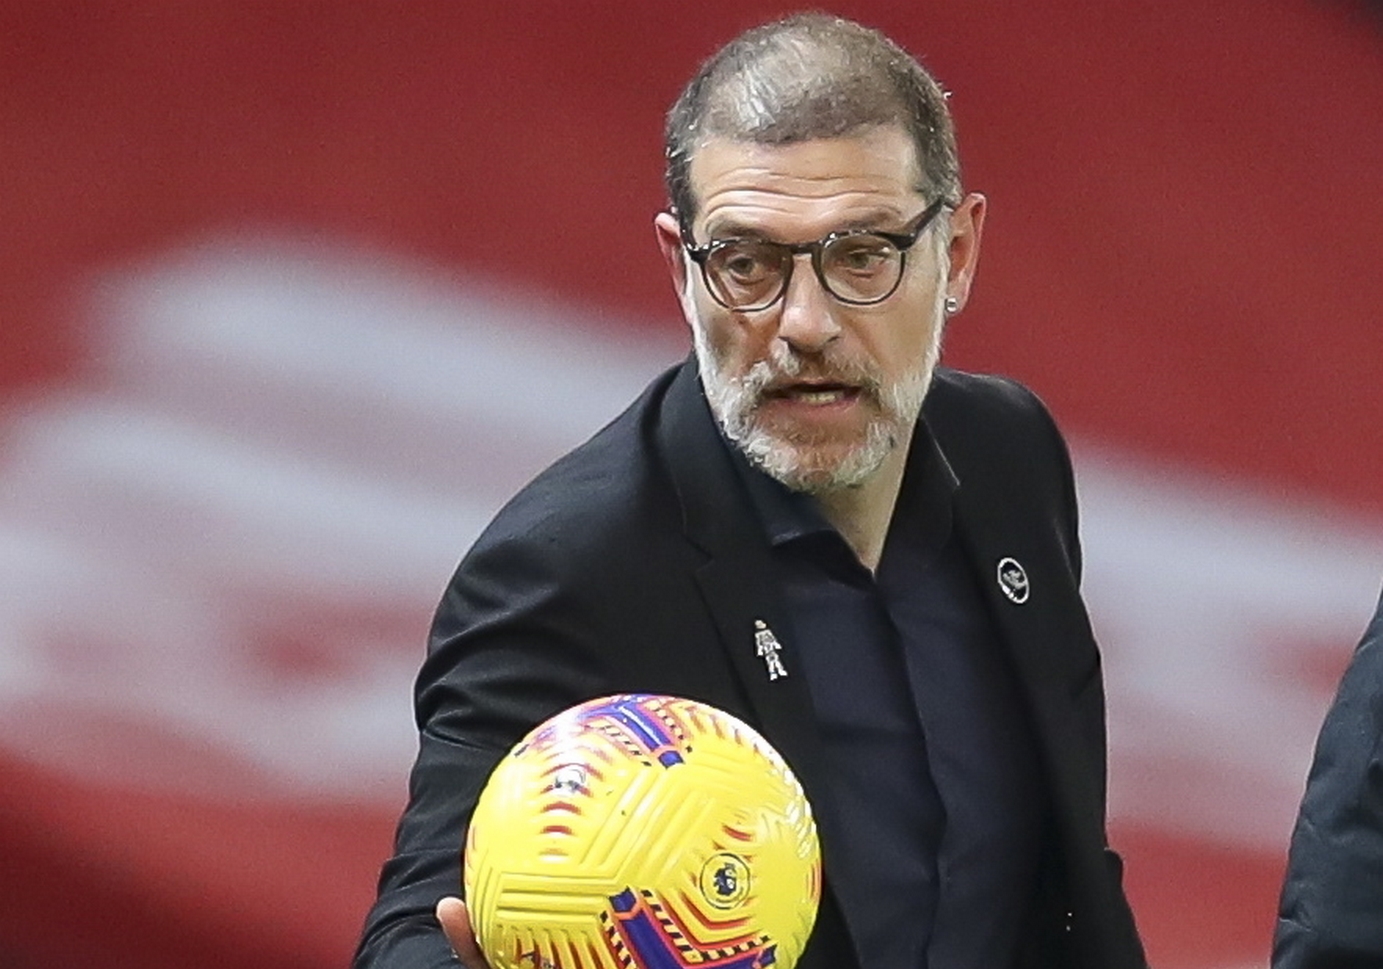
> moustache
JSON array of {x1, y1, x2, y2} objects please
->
[{"x1": 738, "y1": 347, "x2": 884, "y2": 400}]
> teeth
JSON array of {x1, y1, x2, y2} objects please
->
[{"x1": 795, "y1": 389, "x2": 845, "y2": 404}]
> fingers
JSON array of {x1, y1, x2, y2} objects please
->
[{"x1": 435, "y1": 896, "x2": 490, "y2": 969}]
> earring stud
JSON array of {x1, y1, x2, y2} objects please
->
[{"x1": 944, "y1": 296, "x2": 960, "y2": 315}]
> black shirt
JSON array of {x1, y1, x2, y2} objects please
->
[{"x1": 734, "y1": 421, "x2": 1044, "y2": 969}]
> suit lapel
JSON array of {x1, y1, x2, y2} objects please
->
[
  {"x1": 935, "y1": 412, "x2": 1107, "y2": 829},
  {"x1": 948, "y1": 470, "x2": 1117, "y2": 948},
  {"x1": 654, "y1": 361, "x2": 830, "y2": 812},
  {"x1": 951, "y1": 482, "x2": 1095, "y2": 719}
]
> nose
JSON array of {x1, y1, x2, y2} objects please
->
[{"x1": 774, "y1": 254, "x2": 840, "y2": 353}]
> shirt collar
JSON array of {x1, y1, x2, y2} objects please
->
[{"x1": 727, "y1": 417, "x2": 960, "y2": 553}]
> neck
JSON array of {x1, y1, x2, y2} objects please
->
[{"x1": 813, "y1": 436, "x2": 911, "y2": 573}]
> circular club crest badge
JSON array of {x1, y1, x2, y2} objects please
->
[{"x1": 996, "y1": 557, "x2": 1030, "y2": 604}]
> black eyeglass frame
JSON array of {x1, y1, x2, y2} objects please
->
[{"x1": 679, "y1": 196, "x2": 951, "y2": 312}]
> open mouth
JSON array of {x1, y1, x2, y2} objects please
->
[{"x1": 763, "y1": 382, "x2": 863, "y2": 406}]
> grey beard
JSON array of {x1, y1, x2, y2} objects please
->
[{"x1": 693, "y1": 328, "x2": 937, "y2": 495}]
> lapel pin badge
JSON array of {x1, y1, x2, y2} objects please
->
[
  {"x1": 996, "y1": 557, "x2": 1030, "y2": 604},
  {"x1": 754, "y1": 620, "x2": 789, "y2": 680}
]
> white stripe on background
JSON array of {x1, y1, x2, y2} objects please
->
[{"x1": 0, "y1": 235, "x2": 1377, "y2": 854}]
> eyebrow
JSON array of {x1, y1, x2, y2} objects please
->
[{"x1": 703, "y1": 209, "x2": 913, "y2": 242}]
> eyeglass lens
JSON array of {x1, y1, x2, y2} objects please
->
[{"x1": 702, "y1": 233, "x2": 905, "y2": 310}]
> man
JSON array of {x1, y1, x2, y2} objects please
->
[
  {"x1": 1274, "y1": 587, "x2": 1383, "y2": 967},
  {"x1": 355, "y1": 14, "x2": 1146, "y2": 969}
]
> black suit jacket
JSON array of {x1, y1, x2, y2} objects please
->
[
  {"x1": 354, "y1": 359, "x2": 1146, "y2": 969},
  {"x1": 1274, "y1": 585, "x2": 1383, "y2": 967}
]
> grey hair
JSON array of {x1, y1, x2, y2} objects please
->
[{"x1": 664, "y1": 13, "x2": 961, "y2": 226}]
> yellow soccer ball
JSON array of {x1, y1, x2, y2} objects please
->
[{"x1": 464, "y1": 693, "x2": 821, "y2": 969}]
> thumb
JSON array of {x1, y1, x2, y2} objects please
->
[{"x1": 436, "y1": 896, "x2": 490, "y2": 969}]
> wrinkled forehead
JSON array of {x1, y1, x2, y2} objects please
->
[{"x1": 685, "y1": 127, "x2": 928, "y2": 231}]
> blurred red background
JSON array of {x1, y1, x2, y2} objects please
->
[{"x1": 1, "y1": 3, "x2": 1381, "y2": 967}]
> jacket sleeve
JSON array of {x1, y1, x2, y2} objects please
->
[
  {"x1": 1274, "y1": 585, "x2": 1383, "y2": 968},
  {"x1": 351, "y1": 519, "x2": 612, "y2": 969}
]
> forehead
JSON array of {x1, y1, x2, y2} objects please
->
[{"x1": 687, "y1": 126, "x2": 925, "y2": 235}]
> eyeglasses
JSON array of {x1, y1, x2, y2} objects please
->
[{"x1": 680, "y1": 197, "x2": 949, "y2": 312}]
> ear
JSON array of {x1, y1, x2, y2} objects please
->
[
  {"x1": 654, "y1": 211, "x2": 691, "y2": 307},
  {"x1": 943, "y1": 192, "x2": 987, "y2": 312}
]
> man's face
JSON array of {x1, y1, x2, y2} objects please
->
[{"x1": 656, "y1": 126, "x2": 982, "y2": 494}]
